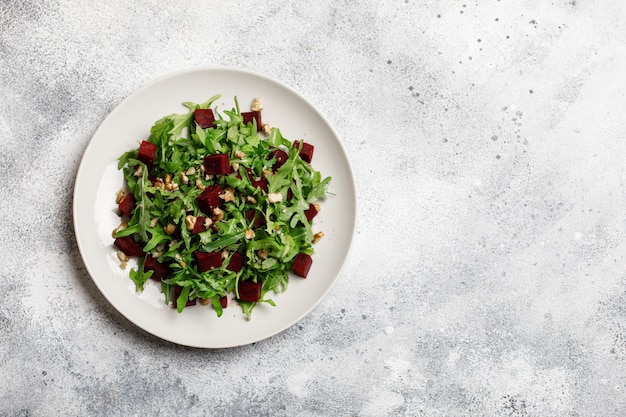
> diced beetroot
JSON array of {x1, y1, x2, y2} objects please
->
[
  {"x1": 219, "y1": 296, "x2": 228, "y2": 308},
  {"x1": 238, "y1": 280, "x2": 262, "y2": 302},
  {"x1": 196, "y1": 185, "x2": 222, "y2": 215},
  {"x1": 138, "y1": 140, "x2": 157, "y2": 169},
  {"x1": 204, "y1": 154, "x2": 230, "y2": 176},
  {"x1": 114, "y1": 236, "x2": 144, "y2": 257},
  {"x1": 174, "y1": 286, "x2": 197, "y2": 307},
  {"x1": 227, "y1": 252, "x2": 245, "y2": 273},
  {"x1": 144, "y1": 256, "x2": 169, "y2": 281},
  {"x1": 241, "y1": 110, "x2": 262, "y2": 131},
  {"x1": 191, "y1": 216, "x2": 208, "y2": 235},
  {"x1": 194, "y1": 108, "x2": 216, "y2": 128},
  {"x1": 267, "y1": 149, "x2": 289, "y2": 172},
  {"x1": 304, "y1": 203, "x2": 319, "y2": 223},
  {"x1": 245, "y1": 209, "x2": 266, "y2": 228},
  {"x1": 292, "y1": 253, "x2": 313, "y2": 278},
  {"x1": 194, "y1": 250, "x2": 223, "y2": 272},
  {"x1": 293, "y1": 140, "x2": 314, "y2": 163},
  {"x1": 118, "y1": 193, "x2": 134, "y2": 218},
  {"x1": 252, "y1": 176, "x2": 268, "y2": 192}
]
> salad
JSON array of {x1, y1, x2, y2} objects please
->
[{"x1": 111, "y1": 94, "x2": 331, "y2": 318}]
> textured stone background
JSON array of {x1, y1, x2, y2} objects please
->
[{"x1": 2, "y1": 1, "x2": 626, "y2": 415}]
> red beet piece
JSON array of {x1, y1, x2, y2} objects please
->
[
  {"x1": 238, "y1": 280, "x2": 262, "y2": 302},
  {"x1": 245, "y1": 209, "x2": 266, "y2": 228},
  {"x1": 204, "y1": 154, "x2": 230, "y2": 176},
  {"x1": 191, "y1": 216, "x2": 208, "y2": 235},
  {"x1": 118, "y1": 193, "x2": 134, "y2": 218},
  {"x1": 196, "y1": 185, "x2": 222, "y2": 215},
  {"x1": 174, "y1": 286, "x2": 197, "y2": 307},
  {"x1": 304, "y1": 203, "x2": 319, "y2": 223},
  {"x1": 293, "y1": 140, "x2": 314, "y2": 163},
  {"x1": 114, "y1": 236, "x2": 144, "y2": 257},
  {"x1": 267, "y1": 149, "x2": 289, "y2": 172},
  {"x1": 194, "y1": 250, "x2": 223, "y2": 272},
  {"x1": 144, "y1": 256, "x2": 169, "y2": 281},
  {"x1": 292, "y1": 253, "x2": 313, "y2": 278},
  {"x1": 194, "y1": 108, "x2": 216, "y2": 128},
  {"x1": 227, "y1": 252, "x2": 245, "y2": 273},
  {"x1": 252, "y1": 176, "x2": 268, "y2": 192},
  {"x1": 219, "y1": 296, "x2": 228, "y2": 308},
  {"x1": 138, "y1": 140, "x2": 157, "y2": 169},
  {"x1": 241, "y1": 110, "x2": 262, "y2": 131}
]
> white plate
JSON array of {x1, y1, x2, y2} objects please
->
[{"x1": 73, "y1": 67, "x2": 356, "y2": 348}]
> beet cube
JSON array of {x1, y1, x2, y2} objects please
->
[
  {"x1": 245, "y1": 209, "x2": 266, "y2": 228},
  {"x1": 118, "y1": 193, "x2": 135, "y2": 218},
  {"x1": 194, "y1": 108, "x2": 216, "y2": 128},
  {"x1": 196, "y1": 185, "x2": 222, "y2": 215},
  {"x1": 219, "y1": 296, "x2": 228, "y2": 308},
  {"x1": 204, "y1": 154, "x2": 230, "y2": 176},
  {"x1": 114, "y1": 236, "x2": 144, "y2": 257},
  {"x1": 144, "y1": 256, "x2": 169, "y2": 281},
  {"x1": 304, "y1": 203, "x2": 319, "y2": 223},
  {"x1": 268, "y1": 148, "x2": 289, "y2": 172},
  {"x1": 194, "y1": 251, "x2": 223, "y2": 272},
  {"x1": 241, "y1": 110, "x2": 262, "y2": 131},
  {"x1": 293, "y1": 140, "x2": 314, "y2": 163},
  {"x1": 238, "y1": 280, "x2": 262, "y2": 302},
  {"x1": 292, "y1": 253, "x2": 313, "y2": 278},
  {"x1": 174, "y1": 286, "x2": 197, "y2": 307},
  {"x1": 252, "y1": 176, "x2": 268, "y2": 192},
  {"x1": 227, "y1": 252, "x2": 245, "y2": 273},
  {"x1": 138, "y1": 140, "x2": 157, "y2": 169},
  {"x1": 191, "y1": 216, "x2": 208, "y2": 235}
]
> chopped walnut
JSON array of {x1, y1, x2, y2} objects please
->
[
  {"x1": 154, "y1": 177, "x2": 165, "y2": 189},
  {"x1": 180, "y1": 172, "x2": 189, "y2": 184},
  {"x1": 245, "y1": 230, "x2": 255, "y2": 239},
  {"x1": 234, "y1": 150, "x2": 245, "y2": 159},
  {"x1": 219, "y1": 187, "x2": 236, "y2": 203},
  {"x1": 257, "y1": 249, "x2": 269, "y2": 259},
  {"x1": 267, "y1": 192, "x2": 282, "y2": 203},
  {"x1": 313, "y1": 231, "x2": 325, "y2": 243},
  {"x1": 262, "y1": 123, "x2": 271, "y2": 136},
  {"x1": 150, "y1": 217, "x2": 160, "y2": 228},
  {"x1": 164, "y1": 223, "x2": 176, "y2": 235},
  {"x1": 115, "y1": 189, "x2": 126, "y2": 204},
  {"x1": 111, "y1": 221, "x2": 128, "y2": 238},
  {"x1": 134, "y1": 165, "x2": 143, "y2": 177},
  {"x1": 251, "y1": 98, "x2": 263, "y2": 111},
  {"x1": 185, "y1": 166, "x2": 196, "y2": 176},
  {"x1": 185, "y1": 215, "x2": 197, "y2": 231},
  {"x1": 199, "y1": 298, "x2": 210, "y2": 305},
  {"x1": 117, "y1": 250, "x2": 128, "y2": 262},
  {"x1": 246, "y1": 196, "x2": 257, "y2": 204},
  {"x1": 212, "y1": 207, "x2": 225, "y2": 222},
  {"x1": 195, "y1": 178, "x2": 206, "y2": 190}
]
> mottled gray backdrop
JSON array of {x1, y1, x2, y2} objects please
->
[{"x1": 2, "y1": 1, "x2": 626, "y2": 416}]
